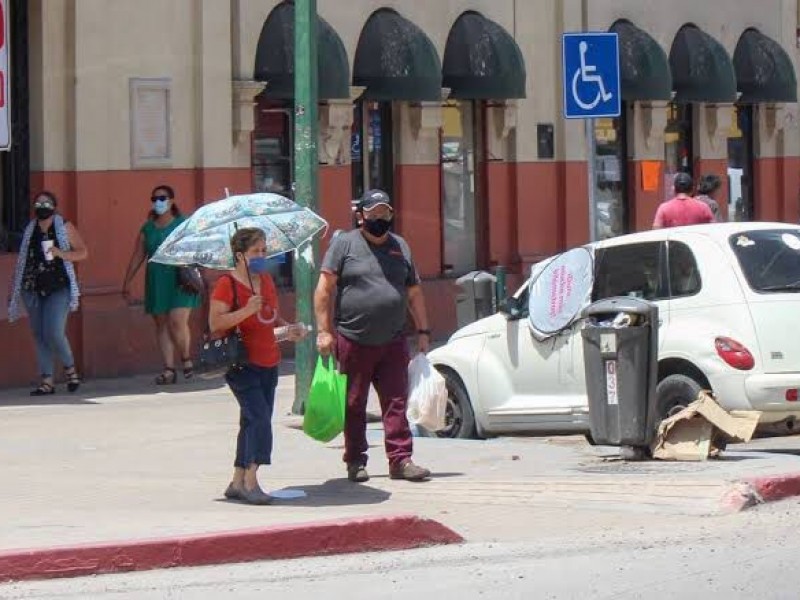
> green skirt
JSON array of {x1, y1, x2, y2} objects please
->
[{"x1": 144, "y1": 263, "x2": 201, "y2": 315}]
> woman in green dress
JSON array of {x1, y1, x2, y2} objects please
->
[{"x1": 122, "y1": 185, "x2": 201, "y2": 384}]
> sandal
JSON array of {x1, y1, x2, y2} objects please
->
[
  {"x1": 155, "y1": 367, "x2": 177, "y2": 385},
  {"x1": 65, "y1": 367, "x2": 81, "y2": 393},
  {"x1": 30, "y1": 381, "x2": 55, "y2": 396},
  {"x1": 181, "y1": 357, "x2": 194, "y2": 380}
]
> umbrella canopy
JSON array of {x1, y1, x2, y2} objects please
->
[{"x1": 150, "y1": 193, "x2": 327, "y2": 270}]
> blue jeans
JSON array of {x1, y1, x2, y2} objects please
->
[
  {"x1": 22, "y1": 289, "x2": 75, "y2": 378},
  {"x1": 225, "y1": 364, "x2": 278, "y2": 468}
]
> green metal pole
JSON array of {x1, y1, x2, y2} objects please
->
[{"x1": 292, "y1": 0, "x2": 319, "y2": 414}]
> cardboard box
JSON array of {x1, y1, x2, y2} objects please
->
[{"x1": 650, "y1": 392, "x2": 761, "y2": 461}]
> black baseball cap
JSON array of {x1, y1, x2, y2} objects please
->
[{"x1": 358, "y1": 189, "x2": 392, "y2": 212}]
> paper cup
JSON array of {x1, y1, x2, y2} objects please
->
[{"x1": 41, "y1": 240, "x2": 54, "y2": 261}]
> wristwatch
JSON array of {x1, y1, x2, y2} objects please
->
[{"x1": 417, "y1": 329, "x2": 431, "y2": 336}]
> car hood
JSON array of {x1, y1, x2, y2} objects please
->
[{"x1": 448, "y1": 315, "x2": 498, "y2": 341}]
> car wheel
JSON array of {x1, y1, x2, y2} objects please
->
[
  {"x1": 424, "y1": 369, "x2": 477, "y2": 439},
  {"x1": 655, "y1": 374, "x2": 703, "y2": 422}
]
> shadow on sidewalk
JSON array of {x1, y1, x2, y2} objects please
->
[
  {"x1": 269, "y1": 479, "x2": 391, "y2": 507},
  {"x1": 0, "y1": 373, "x2": 230, "y2": 407},
  {"x1": 0, "y1": 361, "x2": 295, "y2": 408}
]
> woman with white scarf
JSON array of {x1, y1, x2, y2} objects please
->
[{"x1": 7, "y1": 191, "x2": 88, "y2": 395}]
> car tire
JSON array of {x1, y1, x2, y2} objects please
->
[
  {"x1": 423, "y1": 368, "x2": 477, "y2": 439},
  {"x1": 655, "y1": 374, "x2": 703, "y2": 422}
]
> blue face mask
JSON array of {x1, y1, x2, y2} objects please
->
[
  {"x1": 152, "y1": 199, "x2": 170, "y2": 215},
  {"x1": 247, "y1": 256, "x2": 273, "y2": 274}
]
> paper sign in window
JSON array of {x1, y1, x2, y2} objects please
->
[{"x1": 640, "y1": 161, "x2": 661, "y2": 192}]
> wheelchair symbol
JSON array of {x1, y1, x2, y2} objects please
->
[{"x1": 571, "y1": 41, "x2": 613, "y2": 110}]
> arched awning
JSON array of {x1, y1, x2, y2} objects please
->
[
  {"x1": 610, "y1": 19, "x2": 671, "y2": 101},
  {"x1": 353, "y1": 8, "x2": 442, "y2": 101},
  {"x1": 443, "y1": 11, "x2": 526, "y2": 99},
  {"x1": 253, "y1": 1, "x2": 350, "y2": 100},
  {"x1": 669, "y1": 24, "x2": 737, "y2": 102},
  {"x1": 734, "y1": 28, "x2": 797, "y2": 103}
]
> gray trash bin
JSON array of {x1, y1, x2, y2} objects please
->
[
  {"x1": 580, "y1": 297, "x2": 659, "y2": 448},
  {"x1": 455, "y1": 271, "x2": 498, "y2": 329}
]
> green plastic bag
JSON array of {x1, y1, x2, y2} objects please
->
[{"x1": 303, "y1": 356, "x2": 347, "y2": 442}]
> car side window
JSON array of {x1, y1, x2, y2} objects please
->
[
  {"x1": 592, "y1": 242, "x2": 667, "y2": 301},
  {"x1": 667, "y1": 241, "x2": 701, "y2": 298}
]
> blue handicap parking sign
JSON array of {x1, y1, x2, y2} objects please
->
[{"x1": 562, "y1": 33, "x2": 621, "y2": 119}]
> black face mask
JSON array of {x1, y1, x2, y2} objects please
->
[
  {"x1": 362, "y1": 218, "x2": 392, "y2": 237},
  {"x1": 35, "y1": 207, "x2": 55, "y2": 221}
]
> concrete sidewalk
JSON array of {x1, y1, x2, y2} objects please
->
[{"x1": 3, "y1": 370, "x2": 800, "y2": 581}]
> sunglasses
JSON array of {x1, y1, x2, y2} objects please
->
[
  {"x1": 34, "y1": 201, "x2": 54, "y2": 209},
  {"x1": 151, "y1": 195, "x2": 170, "y2": 202}
]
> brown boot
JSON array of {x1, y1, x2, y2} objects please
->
[{"x1": 389, "y1": 460, "x2": 431, "y2": 482}]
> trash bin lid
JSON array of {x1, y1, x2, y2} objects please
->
[
  {"x1": 527, "y1": 247, "x2": 594, "y2": 339},
  {"x1": 581, "y1": 296, "x2": 657, "y2": 318}
]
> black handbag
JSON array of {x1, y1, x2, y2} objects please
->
[
  {"x1": 198, "y1": 276, "x2": 248, "y2": 378},
  {"x1": 177, "y1": 265, "x2": 205, "y2": 295}
]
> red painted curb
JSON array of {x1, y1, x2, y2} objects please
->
[
  {"x1": 748, "y1": 473, "x2": 800, "y2": 503},
  {"x1": 0, "y1": 515, "x2": 463, "y2": 584},
  {"x1": 721, "y1": 473, "x2": 800, "y2": 512}
]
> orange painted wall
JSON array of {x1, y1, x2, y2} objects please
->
[
  {"x1": 754, "y1": 157, "x2": 800, "y2": 223},
  {"x1": 514, "y1": 162, "x2": 560, "y2": 265},
  {"x1": 2, "y1": 168, "x2": 251, "y2": 387},
  {"x1": 561, "y1": 161, "x2": 590, "y2": 248},
  {"x1": 486, "y1": 161, "x2": 517, "y2": 269},
  {"x1": 394, "y1": 165, "x2": 442, "y2": 277},
  {"x1": 318, "y1": 165, "x2": 353, "y2": 255}
]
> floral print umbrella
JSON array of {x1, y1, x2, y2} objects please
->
[{"x1": 149, "y1": 193, "x2": 328, "y2": 270}]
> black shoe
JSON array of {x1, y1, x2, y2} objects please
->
[
  {"x1": 65, "y1": 367, "x2": 81, "y2": 393},
  {"x1": 30, "y1": 381, "x2": 55, "y2": 396},
  {"x1": 347, "y1": 464, "x2": 370, "y2": 483}
]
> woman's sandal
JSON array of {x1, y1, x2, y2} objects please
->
[
  {"x1": 30, "y1": 381, "x2": 55, "y2": 396},
  {"x1": 65, "y1": 367, "x2": 81, "y2": 393},
  {"x1": 181, "y1": 357, "x2": 194, "y2": 380},
  {"x1": 155, "y1": 367, "x2": 177, "y2": 385}
]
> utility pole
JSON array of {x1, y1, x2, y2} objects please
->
[{"x1": 292, "y1": 0, "x2": 319, "y2": 414}]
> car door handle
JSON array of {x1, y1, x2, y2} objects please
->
[{"x1": 488, "y1": 333, "x2": 501, "y2": 339}]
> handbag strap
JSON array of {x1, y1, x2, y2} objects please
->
[{"x1": 227, "y1": 274, "x2": 240, "y2": 311}]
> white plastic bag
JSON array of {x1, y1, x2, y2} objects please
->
[{"x1": 407, "y1": 354, "x2": 448, "y2": 432}]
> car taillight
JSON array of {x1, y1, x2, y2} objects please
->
[
  {"x1": 787, "y1": 389, "x2": 799, "y2": 402},
  {"x1": 715, "y1": 337, "x2": 755, "y2": 371}
]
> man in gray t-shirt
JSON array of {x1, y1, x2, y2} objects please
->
[{"x1": 314, "y1": 189, "x2": 432, "y2": 484}]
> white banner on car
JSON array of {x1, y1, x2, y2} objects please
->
[
  {"x1": 527, "y1": 247, "x2": 594, "y2": 340},
  {"x1": 0, "y1": 0, "x2": 9, "y2": 151}
]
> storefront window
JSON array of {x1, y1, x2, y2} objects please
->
[
  {"x1": 251, "y1": 95, "x2": 293, "y2": 287},
  {"x1": 592, "y1": 116, "x2": 627, "y2": 240},
  {"x1": 351, "y1": 101, "x2": 393, "y2": 203},
  {"x1": 664, "y1": 103, "x2": 693, "y2": 197},
  {"x1": 441, "y1": 100, "x2": 479, "y2": 275},
  {"x1": 727, "y1": 105, "x2": 754, "y2": 222}
]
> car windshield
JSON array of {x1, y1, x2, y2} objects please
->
[{"x1": 730, "y1": 229, "x2": 800, "y2": 293}]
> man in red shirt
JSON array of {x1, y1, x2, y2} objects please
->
[{"x1": 652, "y1": 172, "x2": 714, "y2": 229}]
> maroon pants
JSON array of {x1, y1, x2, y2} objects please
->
[{"x1": 336, "y1": 333, "x2": 413, "y2": 469}]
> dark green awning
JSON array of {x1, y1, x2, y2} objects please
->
[
  {"x1": 253, "y1": 1, "x2": 350, "y2": 100},
  {"x1": 734, "y1": 28, "x2": 797, "y2": 103},
  {"x1": 353, "y1": 8, "x2": 442, "y2": 101},
  {"x1": 669, "y1": 24, "x2": 737, "y2": 102},
  {"x1": 610, "y1": 19, "x2": 671, "y2": 101},
  {"x1": 443, "y1": 11, "x2": 526, "y2": 99}
]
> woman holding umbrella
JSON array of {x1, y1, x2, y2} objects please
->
[
  {"x1": 209, "y1": 227, "x2": 308, "y2": 505},
  {"x1": 122, "y1": 185, "x2": 201, "y2": 385}
]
